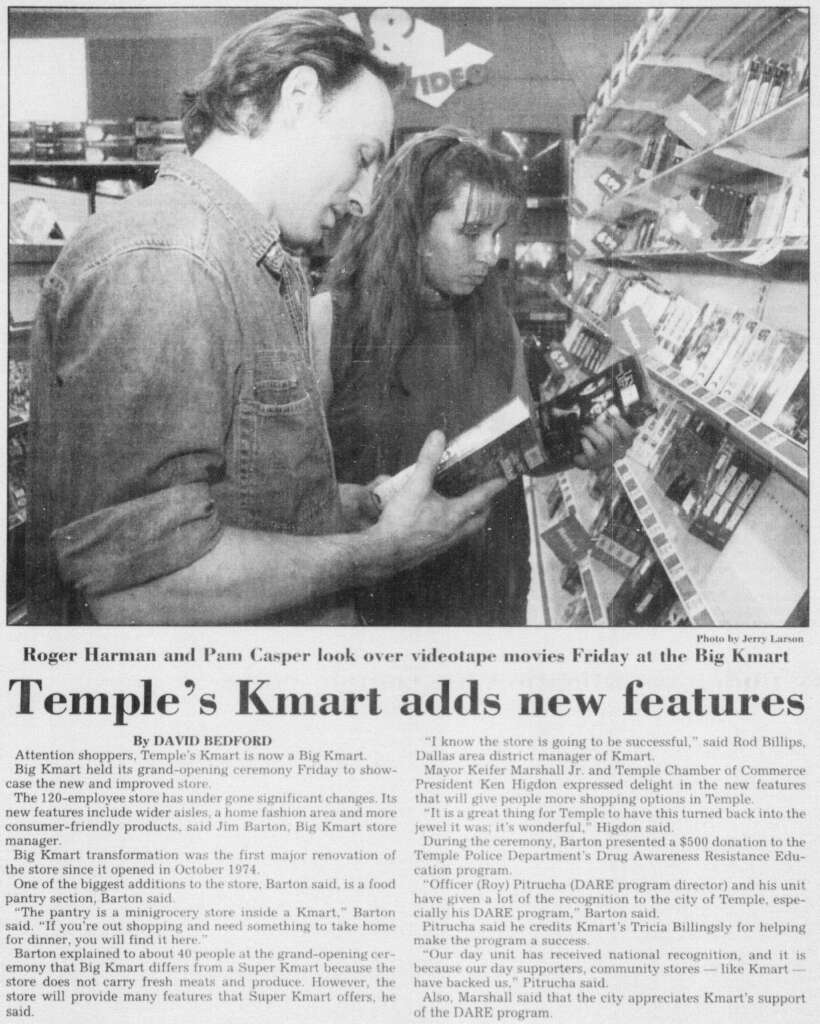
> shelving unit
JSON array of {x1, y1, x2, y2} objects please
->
[
  {"x1": 589, "y1": 92, "x2": 808, "y2": 224},
  {"x1": 616, "y1": 457, "x2": 806, "y2": 626},
  {"x1": 557, "y1": 472, "x2": 623, "y2": 626},
  {"x1": 563, "y1": 6, "x2": 808, "y2": 627},
  {"x1": 594, "y1": 241, "x2": 807, "y2": 278},
  {"x1": 646, "y1": 357, "x2": 807, "y2": 494},
  {"x1": 10, "y1": 161, "x2": 159, "y2": 214},
  {"x1": 579, "y1": 8, "x2": 808, "y2": 157}
]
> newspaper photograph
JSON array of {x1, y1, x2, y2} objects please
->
[{"x1": 3, "y1": 4, "x2": 816, "y2": 1023}]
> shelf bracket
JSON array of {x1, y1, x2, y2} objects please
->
[
  {"x1": 608, "y1": 99, "x2": 665, "y2": 116},
  {"x1": 583, "y1": 129, "x2": 646, "y2": 147},
  {"x1": 631, "y1": 56, "x2": 734, "y2": 82},
  {"x1": 711, "y1": 145, "x2": 794, "y2": 179}
]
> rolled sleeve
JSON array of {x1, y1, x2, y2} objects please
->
[
  {"x1": 52, "y1": 482, "x2": 224, "y2": 596},
  {"x1": 36, "y1": 241, "x2": 238, "y2": 601}
]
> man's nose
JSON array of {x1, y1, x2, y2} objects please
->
[{"x1": 347, "y1": 164, "x2": 378, "y2": 218}]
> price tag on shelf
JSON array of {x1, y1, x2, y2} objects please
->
[
  {"x1": 545, "y1": 344, "x2": 576, "y2": 376},
  {"x1": 665, "y1": 95, "x2": 721, "y2": 150},
  {"x1": 591, "y1": 225, "x2": 624, "y2": 256},
  {"x1": 594, "y1": 166, "x2": 628, "y2": 198},
  {"x1": 741, "y1": 237, "x2": 785, "y2": 266},
  {"x1": 567, "y1": 239, "x2": 587, "y2": 261},
  {"x1": 579, "y1": 559, "x2": 606, "y2": 624},
  {"x1": 569, "y1": 196, "x2": 589, "y2": 219}
]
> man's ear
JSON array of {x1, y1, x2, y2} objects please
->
[{"x1": 279, "y1": 65, "x2": 323, "y2": 124}]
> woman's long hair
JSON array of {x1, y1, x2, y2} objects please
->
[{"x1": 326, "y1": 127, "x2": 523, "y2": 386}]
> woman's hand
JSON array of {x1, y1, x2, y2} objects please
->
[{"x1": 574, "y1": 408, "x2": 635, "y2": 470}]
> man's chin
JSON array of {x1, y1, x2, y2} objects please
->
[{"x1": 279, "y1": 228, "x2": 323, "y2": 255}]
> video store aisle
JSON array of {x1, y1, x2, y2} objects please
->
[
  {"x1": 527, "y1": 8, "x2": 808, "y2": 627},
  {"x1": 8, "y1": 8, "x2": 808, "y2": 627}
]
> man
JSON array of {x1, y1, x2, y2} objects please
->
[{"x1": 25, "y1": 9, "x2": 504, "y2": 625}]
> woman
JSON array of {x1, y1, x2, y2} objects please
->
[{"x1": 312, "y1": 128, "x2": 630, "y2": 625}]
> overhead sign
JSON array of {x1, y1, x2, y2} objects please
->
[{"x1": 342, "y1": 8, "x2": 493, "y2": 108}]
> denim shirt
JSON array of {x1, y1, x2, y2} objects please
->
[{"x1": 26, "y1": 154, "x2": 345, "y2": 624}]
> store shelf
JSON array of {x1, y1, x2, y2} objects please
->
[
  {"x1": 525, "y1": 196, "x2": 569, "y2": 209},
  {"x1": 10, "y1": 160, "x2": 159, "y2": 175},
  {"x1": 552, "y1": 283, "x2": 808, "y2": 495},
  {"x1": 615, "y1": 459, "x2": 716, "y2": 625},
  {"x1": 525, "y1": 479, "x2": 550, "y2": 624},
  {"x1": 568, "y1": 7, "x2": 808, "y2": 627},
  {"x1": 521, "y1": 311, "x2": 568, "y2": 324},
  {"x1": 580, "y1": 8, "x2": 807, "y2": 149},
  {"x1": 556, "y1": 472, "x2": 624, "y2": 626},
  {"x1": 589, "y1": 241, "x2": 808, "y2": 276},
  {"x1": 615, "y1": 456, "x2": 806, "y2": 626},
  {"x1": 593, "y1": 92, "x2": 808, "y2": 222},
  {"x1": 646, "y1": 358, "x2": 808, "y2": 495}
]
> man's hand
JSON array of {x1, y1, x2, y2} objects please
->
[
  {"x1": 338, "y1": 483, "x2": 382, "y2": 532},
  {"x1": 360, "y1": 431, "x2": 506, "y2": 583},
  {"x1": 574, "y1": 409, "x2": 635, "y2": 471}
]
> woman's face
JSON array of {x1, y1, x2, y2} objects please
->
[{"x1": 421, "y1": 183, "x2": 508, "y2": 297}]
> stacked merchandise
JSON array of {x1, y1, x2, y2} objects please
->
[
  {"x1": 32, "y1": 122, "x2": 62, "y2": 162},
  {"x1": 83, "y1": 120, "x2": 135, "y2": 162},
  {"x1": 654, "y1": 413, "x2": 769, "y2": 550},
  {"x1": 587, "y1": 484, "x2": 645, "y2": 577},
  {"x1": 538, "y1": 480, "x2": 591, "y2": 627},
  {"x1": 632, "y1": 129, "x2": 691, "y2": 183},
  {"x1": 607, "y1": 543, "x2": 690, "y2": 626},
  {"x1": 8, "y1": 435, "x2": 28, "y2": 529},
  {"x1": 743, "y1": 159, "x2": 808, "y2": 244},
  {"x1": 562, "y1": 595, "x2": 592, "y2": 626},
  {"x1": 10, "y1": 122, "x2": 35, "y2": 159},
  {"x1": 8, "y1": 360, "x2": 30, "y2": 427},
  {"x1": 578, "y1": 9, "x2": 808, "y2": 151},
  {"x1": 688, "y1": 185, "x2": 752, "y2": 241},
  {"x1": 563, "y1": 327, "x2": 610, "y2": 374},
  {"x1": 727, "y1": 57, "x2": 800, "y2": 133},
  {"x1": 629, "y1": 386, "x2": 693, "y2": 471},
  {"x1": 618, "y1": 169, "x2": 806, "y2": 253},
  {"x1": 9, "y1": 119, "x2": 189, "y2": 163},
  {"x1": 134, "y1": 119, "x2": 187, "y2": 161},
  {"x1": 570, "y1": 267, "x2": 808, "y2": 435},
  {"x1": 54, "y1": 122, "x2": 86, "y2": 160}
]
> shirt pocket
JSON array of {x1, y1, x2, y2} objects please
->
[
  {"x1": 251, "y1": 354, "x2": 311, "y2": 410},
  {"x1": 237, "y1": 354, "x2": 337, "y2": 533}
]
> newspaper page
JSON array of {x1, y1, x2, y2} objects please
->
[{"x1": 3, "y1": 4, "x2": 816, "y2": 1024}]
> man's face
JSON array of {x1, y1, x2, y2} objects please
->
[{"x1": 274, "y1": 69, "x2": 393, "y2": 248}]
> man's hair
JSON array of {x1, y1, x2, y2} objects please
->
[
  {"x1": 327, "y1": 127, "x2": 523, "y2": 387},
  {"x1": 181, "y1": 8, "x2": 402, "y2": 152}
]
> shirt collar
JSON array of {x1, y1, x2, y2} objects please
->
[{"x1": 157, "y1": 152, "x2": 286, "y2": 271}]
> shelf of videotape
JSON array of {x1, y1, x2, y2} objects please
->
[
  {"x1": 527, "y1": 6, "x2": 807, "y2": 628},
  {"x1": 571, "y1": 7, "x2": 807, "y2": 271},
  {"x1": 9, "y1": 118, "x2": 185, "y2": 164}
]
